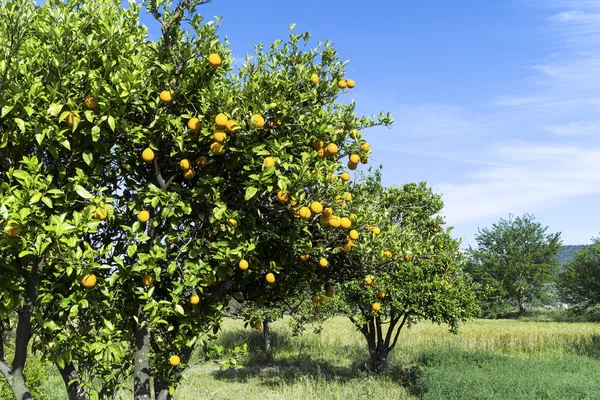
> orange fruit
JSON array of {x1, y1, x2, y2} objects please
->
[
  {"x1": 254, "y1": 320, "x2": 263, "y2": 330},
  {"x1": 319, "y1": 297, "x2": 327, "y2": 305},
  {"x1": 311, "y1": 295, "x2": 320, "y2": 303},
  {"x1": 300, "y1": 253, "x2": 309, "y2": 261},
  {"x1": 187, "y1": 117, "x2": 200, "y2": 133},
  {"x1": 343, "y1": 244, "x2": 352, "y2": 253},
  {"x1": 94, "y1": 207, "x2": 108, "y2": 221},
  {"x1": 310, "y1": 202, "x2": 323, "y2": 214},
  {"x1": 299, "y1": 207, "x2": 312, "y2": 219},
  {"x1": 215, "y1": 113, "x2": 228, "y2": 127},
  {"x1": 349, "y1": 213, "x2": 357, "y2": 221},
  {"x1": 319, "y1": 258, "x2": 328, "y2": 268},
  {"x1": 142, "y1": 148, "x2": 154, "y2": 163},
  {"x1": 207, "y1": 53, "x2": 221, "y2": 67},
  {"x1": 345, "y1": 192, "x2": 352, "y2": 202},
  {"x1": 317, "y1": 148, "x2": 326, "y2": 159},
  {"x1": 179, "y1": 159, "x2": 192, "y2": 171},
  {"x1": 349, "y1": 230, "x2": 359, "y2": 240},
  {"x1": 169, "y1": 355, "x2": 180, "y2": 367},
  {"x1": 338, "y1": 80, "x2": 347, "y2": 89},
  {"x1": 190, "y1": 294, "x2": 200, "y2": 305},
  {"x1": 142, "y1": 275, "x2": 153, "y2": 286},
  {"x1": 350, "y1": 153, "x2": 360, "y2": 164},
  {"x1": 319, "y1": 215, "x2": 329, "y2": 227},
  {"x1": 290, "y1": 197, "x2": 298, "y2": 207},
  {"x1": 264, "y1": 157, "x2": 275, "y2": 168},
  {"x1": 325, "y1": 288, "x2": 335, "y2": 297},
  {"x1": 196, "y1": 156, "x2": 208, "y2": 168},
  {"x1": 314, "y1": 305, "x2": 322, "y2": 313},
  {"x1": 265, "y1": 273, "x2": 276, "y2": 284},
  {"x1": 251, "y1": 114, "x2": 265, "y2": 128},
  {"x1": 65, "y1": 112, "x2": 80, "y2": 127},
  {"x1": 138, "y1": 210, "x2": 150, "y2": 223},
  {"x1": 277, "y1": 190, "x2": 290, "y2": 204},
  {"x1": 346, "y1": 79, "x2": 355, "y2": 88},
  {"x1": 84, "y1": 95, "x2": 98, "y2": 110},
  {"x1": 228, "y1": 218, "x2": 238, "y2": 228},
  {"x1": 183, "y1": 169, "x2": 195, "y2": 180},
  {"x1": 322, "y1": 207, "x2": 333, "y2": 218},
  {"x1": 350, "y1": 129, "x2": 358, "y2": 139},
  {"x1": 210, "y1": 142, "x2": 223, "y2": 155},
  {"x1": 327, "y1": 143, "x2": 338, "y2": 155},
  {"x1": 4, "y1": 220, "x2": 21, "y2": 238},
  {"x1": 384, "y1": 250, "x2": 392, "y2": 258},
  {"x1": 213, "y1": 130, "x2": 227, "y2": 143},
  {"x1": 360, "y1": 143, "x2": 371, "y2": 152},
  {"x1": 348, "y1": 162, "x2": 358, "y2": 170},
  {"x1": 225, "y1": 120, "x2": 239, "y2": 133},
  {"x1": 377, "y1": 290, "x2": 386, "y2": 299},
  {"x1": 372, "y1": 303, "x2": 381, "y2": 312},
  {"x1": 341, "y1": 172, "x2": 350, "y2": 181},
  {"x1": 239, "y1": 260, "x2": 249, "y2": 270},
  {"x1": 328, "y1": 216, "x2": 341, "y2": 228},
  {"x1": 312, "y1": 139, "x2": 325, "y2": 150},
  {"x1": 82, "y1": 273, "x2": 96, "y2": 288},
  {"x1": 159, "y1": 90, "x2": 172, "y2": 104},
  {"x1": 340, "y1": 218, "x2": 352, "y2": 229},
  {"x1": 373, "y1": 227, "x2": 381, "y2": 235},
  {"x1": 363, "y1": 275, "x2": 374, "y2": 286},
  {"x1": 310, "y1": 73, "x2": 319, "y2": 84}
]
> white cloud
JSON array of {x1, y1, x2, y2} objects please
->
[{"x1": 543, "y1": 121, "x2": 600, "y2": 135}]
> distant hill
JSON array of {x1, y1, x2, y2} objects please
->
[{"x1": 556, "y1": 245, "x2": 585, "y2": 265}]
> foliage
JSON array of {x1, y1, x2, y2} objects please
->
[
  {"x1": 466, "y1": 214, "x2": 562, "y2": 316},
  {"x1": 557, "y1": 237, "x2": 600, "y2": 308},
  {"x1": 556, "y1": 245, "x2": 585, "y2": 266}
]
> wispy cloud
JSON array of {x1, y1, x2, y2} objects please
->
[{"x1": 543, "y1": 121, "x2": 600, "y2": 135}]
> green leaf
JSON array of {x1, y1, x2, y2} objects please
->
[
  {"x1": 1, "y1": 105, "x2": 14, "y2": 118},
  {"x1": 245, "y1": 186, "x2": 258, "y2": 201},
  {"x1": 60, "y1": 139, "x2": 71, "y2": 150},
  {"x1": 30, "y1": 192, "x2": 42, "y2": 204},
  {"x1": 107, "y1": 115, "x2": 116, "y2": 132},
  {"x1": 175, "y1": 304, "x2": 185, "y2": 315},
  {"x1": 82, "y1": 151, "x2": 93, "y2": 166},
  {"x1": 41, "y1": 197, "x2": 53, "y2": 208},
  {"x1": 14, "y1": 118, "x2": 25, "y2": 133},
  {"x1": 74, "y1": 185, "x2": 93, "y2": 199},
  {"x1": 127, "y1": 244, "x2": 137, "y2": 257}
]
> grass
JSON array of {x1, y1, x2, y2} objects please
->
[{"x1": 4, "y1": 316, "x2": 600, "y2": 399}]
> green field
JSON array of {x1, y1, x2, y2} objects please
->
[{"x1": 5, "y1": 316, "x2": 600, "y2": 399}]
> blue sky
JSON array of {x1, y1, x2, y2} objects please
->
[{"x1": 140, "y1": 0, "x2": 600, "y2": 247}]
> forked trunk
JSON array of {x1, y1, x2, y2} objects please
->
[
  {"x1": 369, "y1": 345, "x2": 390, "y2": 374},
  {"x1": 58, "y1": 363, "x2": 87, "y2": 400}
]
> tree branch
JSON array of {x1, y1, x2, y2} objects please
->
[{"x1": 389, "y1": 312, "x2": 409, "y2": 351}]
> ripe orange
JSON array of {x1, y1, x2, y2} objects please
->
[
  {"x1": 228, "y1": 218, "x2": 238, "y2": 228},
  {"x1": 277, "y1": 190, "x2": 290, "y2": 204},
  {"x1": 179, "y1": 159, "x2": 192, "y2": 171},
  {"x1": 213, "y1": 130, "x2": 227, "y2": 143},
  {"x1": 372, "y1": 302, "x2": 381, "y2": 312},
  {"x1": 254, "y1": 320, "x2": 263, "y2": 330},
  {"x1": 239, "y1": 259, "x2": 249, "y2": 270},
  {"x1": 319, "y1": 297, "x2": 327, "y2": 305},
  {"x1": 310, "y1": 202, "x2": 323, "y2": 214},
  {"x1": 363, "y1": 275, "x2": 374, "y2": 286},
  {"x1": 264, "y1": 157, "x2": 275, "y2": 168},
  {"x1": 340, "y1": 218, "x2": 352, "y2": 229},
  {"x1": 190, "y1": 294, "x2": 200, "y2": 305},
  {"x1": 65, "y1": 112, "x2": 80, "y2": 127},
  {"x1": 343, "y1": 243, "x2": 352, "y2": 253},
  {"x1": 327, "y1": 143, "x2": 339, "y2": 155},
  {"x1": 360, "y1": 143, "x2": 371, "y2": 152},
  {"x1": 290, "y1": 197, "x2": 298, "y2": 207},
  {"x1": 350, "y1": 129, "x2": 358, "y2": 139},
  {"x1": 215, "y1": 113, "x2": 228, "y2": 127},
  {"x1": 319, "y1": 215, "x2": 329, "y2": 227},
  {"x1": 210, "y1": 142, "x2": 223, "y2": 155},
  {"x1": 265, "y1": 273, "x2": 276, "y2": 284},
  {"x1": 84, "y1": 95, "x2": 98, "y2": 110},
  {"x1": 349, "y1": 230, "x2": 359, "y2": 240},
  {"x1": 310, "y1": 73, "x2": 319, "y2": 84},
  {"x1": 317, "y1": 148, "x2": 326, "y2": 159},
  {"x1": 338, "y1": 80, "x2": 347, "y2": 89},
  {"x1": 159, "y1": 90, "x2": 172, "y2": 104},
  {"x1": 349, "y1": 153, "x2": 360, "y2": 164},
  {"x1": 4, "y1": 220, "x2": 21, "y2": 238},
  {"x1": 319, "y1": 258, "x2": 328, "y2": 268},
  {"x1": 378, "y1": 290, "x2": 386, "y2": 299},
  {"x1": 299, "y1": 207, "x2": 312, "y2": 219},
  {"x1": 142, "y1": 275, "x2": 153, "y2": 286},
  {"x1": 341, "y1": 172, "x2": 350, "y2": 181},
  {"x1": 225, "y1": 119, "x2": 239, "y2": 133},
  {"x1": 373, "y1": 227, "x2": 381, "y2": 235},
  {"x1": 251, "y1": 114, "x2": 265, "y2": 128},
  {"x1": 300, "y1": 252, "x2": 310, "y2": 261},
  {"x1": 346, "y1": 79, "x2": 355, "y2": 88},
  {"x1": 196, "y1": 156, "x2": 208, "y2": 168},
  {"x1": 138, "y1": 210, "x2": 150, "y2": 223},
  {"x1": 384, "y1": 250, "x2": 392, "y2": 258},
  {"x1": 142, "y1": 148, "x2": 154, "y2": 163},
  {"x1": 187, "y1": 117, "x2": 201, "y2": 133},
  {"x1": 314, "y1": 305, "x2": 322, "y2": 313},
  {"x1": 207, "y1": 53, "x2": 221, "y2": 67},
  {"x1": 312, "y1": 139, "x2": 325, "y2": 150},
  {"x1": 328, "y1": 216, "x2": 341, "y2": 228},
  {"x1": 348, "y1": 162, "x2": 358, "y2": 170},
  {"x1": 322, "y1": 207, "x2": 333, "y2": 218},
  {"x1": 183, "y1": 169, "x2": 196, "y2": 180},
  {"x1": 325, "y1": 288, "x2": 335, "y2": 297},
  {"x1": 345, "y1": 192, "x2": 352, "y2": 202},
  {"x1": 82, "y1": 273, "x2": 96, "y2": 288},
  {"x1": 169, "y1": 355, "x2": 180, "y2": 367},
  {"x1": 93, "y1": 206, "x2": 108, "y2": 221},
  {"x1": 311, "y1": 295, "x2": 320, "y2": 303}
]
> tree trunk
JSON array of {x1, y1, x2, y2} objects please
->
[
  {"x1": 518, "y1": 295, "x2": 526, "y2": 314},
  {"x1": 263, "y1": 318, "x2": 274, "y2": 366},
  {"x1": 154, "y1": 379, "x2": 173, "y2": 400},
  {"x1": 134, "y1": 306, "x2": 152, "y2": 400},
  {"x1": 58, "y1": 363, "x2": 87, "y2": 400},
  {"x1": 369, "y1": 344, "x2": 390, "y2": 374}
]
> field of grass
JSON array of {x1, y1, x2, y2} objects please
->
[{"x1": 4, "y1": 316, "x2": 600, "y2": 399}]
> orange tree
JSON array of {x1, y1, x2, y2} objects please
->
[{"x1": 328, "y1": 171, "x2": 478, "y2": 373}]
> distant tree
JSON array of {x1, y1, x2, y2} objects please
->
[
  {"x1": 466, "y1": 214, "x2": 562, "y2": 315},
  {"x1": 557, "y1": 238, "x2": 600, "y2": 308}
]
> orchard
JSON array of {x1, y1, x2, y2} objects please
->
[{"x1": 0, "y1": 0, "x2": 476, "y2": 399}]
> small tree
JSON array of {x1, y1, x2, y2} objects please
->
[
  {"x1": 557, "y1": 237, "x2": 600, "y2": 309},
  {"x1": 333, "y1": 172, "x2": 477, "y2": 373},
  {"x1": 466, "y1": 214, "x2": 562, "y2": 315}
]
